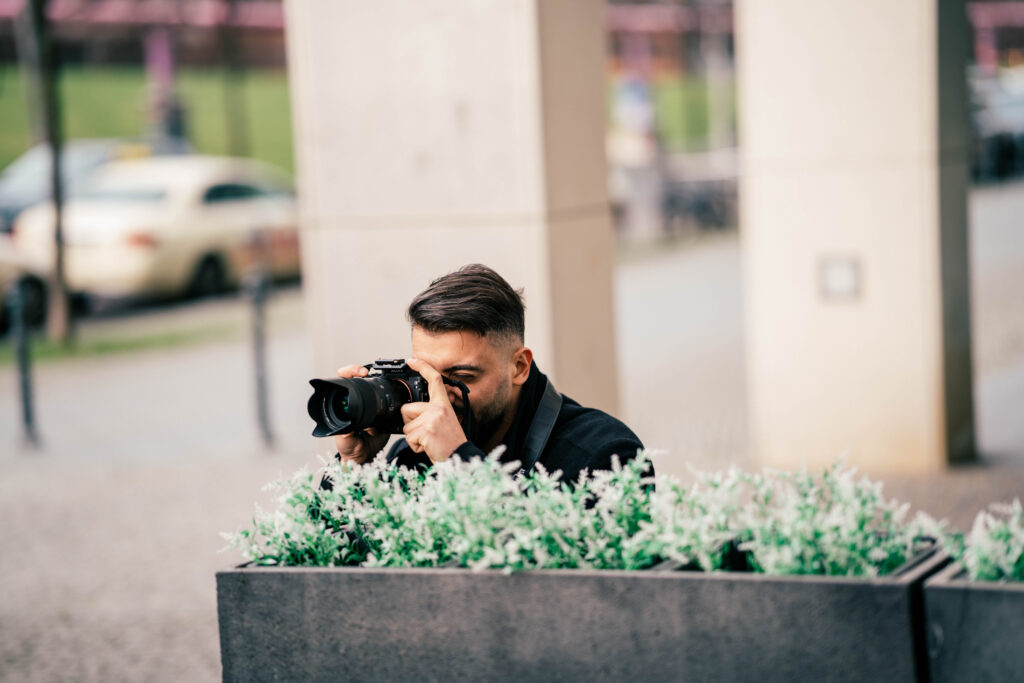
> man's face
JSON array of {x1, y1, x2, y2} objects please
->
[{"x1": 410, "y1": 327, "x2": 523, "y2": 444}]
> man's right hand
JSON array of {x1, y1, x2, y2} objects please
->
[{"x1": 333, "y1": 364, "x2": 389, "y2": 465}]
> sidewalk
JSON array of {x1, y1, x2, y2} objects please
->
[
  {"x1": 0, "y1": 286, "x2": 316, "y2": 463},
  {"x1": 0, "y1": 289, "x2": 317, "y2": 682}
]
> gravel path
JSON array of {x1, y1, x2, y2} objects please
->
[
  {"x1": 0, "y1": 455, "x2": 289, "y2": 682},
  {"x1": 0, "y1": 288, "x2": 329, "y2": 682}
]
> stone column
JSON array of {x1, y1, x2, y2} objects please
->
[
  {"x1": 736, "y1": 0, "x2": 974, "y2": 473},
  {"x1": 284, "y1": 0, "x2": 619, "y2": 415}
]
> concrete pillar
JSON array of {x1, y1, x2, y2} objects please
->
[
  {"x1": 284, "y1": 0, "x2": 619, "y2": 414},
  {"x1": 736, "y1": 0, "x2": 974, "y2": 474}
]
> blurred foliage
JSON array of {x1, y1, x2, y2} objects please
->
[
  {"x1": 650, "y1": 74, "x2": 736, "y2": 151},
  {"x1": 651, "y1": 74, "x2": 733, "y2": 150},
  {"x1": 607, "y1": 73, "x2": 737, "y2": 151},
  {"x1": 1, "y1": 65, "x2": 732, "y2": 173},
  {"x1": 0, "y1": 65, "x2": 294, "y2": 175}
]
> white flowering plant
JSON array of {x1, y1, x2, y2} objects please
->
[
  {"x1": 734, "y1": 461, "x2": 927, "y2": 577},
  {"x1": 222, "y1": 453, "x2": 931, "y2": 577},
  {"x1": 922, "y1": 499, "x2": 1024, "y2": 583}
]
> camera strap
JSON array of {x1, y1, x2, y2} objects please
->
[{"x1": 520, "y1": 377, "x2": 563, "y2": 473}]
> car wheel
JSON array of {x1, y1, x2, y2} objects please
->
[
  {"x1": 190, "y1": 256, "x2": 228, "y2": 298},
  {"x1": 18, "y1": 276, "x2": 48, "y2": 328},
  {"x1": 0, "y1": 276, "x2": 47, "y2": 336}
]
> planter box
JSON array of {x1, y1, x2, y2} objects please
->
[
  {"x1": 217, "y1": 550, "x2": 945, "y2": 682},
  {"x1": 924, "y1": 562, "x2": 1024, "y2": 682}
]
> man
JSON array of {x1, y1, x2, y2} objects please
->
[{"x1": 333, "y1": 264, "x2": 645, "y2": 483}]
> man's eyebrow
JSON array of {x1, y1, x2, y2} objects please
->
[{"x1": 443, "y1": 364, "x2": 483, "y2": 374}]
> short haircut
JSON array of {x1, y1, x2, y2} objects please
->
[{"x1": 408, "y1": 264, "x2": 525, "y2": 344}]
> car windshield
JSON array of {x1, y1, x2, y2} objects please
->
[
  {"x1": 78, "y1": 188, "x2": 168, "y2": 203},
  {"x1": 76, "y1": 165, "x2": 173, "y2": 204},
  {"x1": 0, "y1": 142, "x2": 115, "y2": 199}
]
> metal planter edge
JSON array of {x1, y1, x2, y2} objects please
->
[
  {"x1": 924, "y1": 561, "x2": 1024, "y2": 683},
  {"x1": 217, "y1": 549, "x2": 946, "y2": 683}
]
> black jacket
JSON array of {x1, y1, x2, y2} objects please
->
[{"x1": 386, "y1": 363, "x2": 646, "y2": 483}]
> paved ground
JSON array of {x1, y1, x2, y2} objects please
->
[
  {"x1": 0, "y1": 291, "x2": 314, "y2": 683},
  {"x1": 0, "y1": 181, "x2": 1022, "y2": 682}
]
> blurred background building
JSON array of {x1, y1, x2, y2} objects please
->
[
  {"x1": 3, "y1": 1, "x2": 1023, "y2": 240},
  {"x1": 1, "y1": 1, "x2": 1023, "y2": 234}
]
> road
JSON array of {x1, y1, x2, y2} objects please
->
[{"x1": 0, "y1": 179, "x2": 1022, "y2": 681}]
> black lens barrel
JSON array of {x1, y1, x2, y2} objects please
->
[{"x1": 307, "y1": 376, "x2": 411, "y2": 437}]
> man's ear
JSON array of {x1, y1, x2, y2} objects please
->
[{"x1": 510, "y1": 346, "x2": 533, "y2": 386}]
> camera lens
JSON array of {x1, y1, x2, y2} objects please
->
[
  {"x1": 307, "y1": 375, "x2": 410, "y2": 437},
  {"x1": 326, "y1": 388, "x2": 351, "y2": 423}
]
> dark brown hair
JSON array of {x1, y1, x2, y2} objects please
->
[{"x1": 407, "y1": 264, "x2": 525, "y2": 343}]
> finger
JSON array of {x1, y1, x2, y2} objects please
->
[
  {"x1": 406, "y1": 357, "x2": 449, "y2": 406},
  {"x1": 402, "y1": 409, "x2": 431, "y2": 435},
  {"x1": 403, "y1": 415, "x2": 428, "y2": 442},
  {"x1": 400, "y1": 402, "x2": 428, "y2": 422},
  {"x1": 402, "y1": 423, "x2": 423, "y2": 452},
  {"x1": 337, "y1": 364, "x2": 369, "y2": 379}
]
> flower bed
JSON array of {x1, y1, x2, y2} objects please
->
[
  {"x1": 923, "y1": 499, "x2": 1024, "y2": 682},
  {"x1": 217, "y1": 551, "x2": 942, "y2": 683},
  {"x1": 222, "y1": 453, "x2": 930, "y2": 577},
  {"x1": 217, "y1": 455, "x2": 949, "y2": 682}
]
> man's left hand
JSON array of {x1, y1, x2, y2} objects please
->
[{"x1": 400, "y1": 357, "x2": 468, "y2": 463}]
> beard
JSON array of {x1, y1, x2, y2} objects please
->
[{"x1": 460, "y1": 375, "x2": 512, "y2": 448}]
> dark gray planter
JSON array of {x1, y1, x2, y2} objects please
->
[
  {"x1": 924, "y1": 562, "x2": 1024, "y2": 682},
  {"x1": 217, "y1": 549, "x2": 945, "y2": 682}
]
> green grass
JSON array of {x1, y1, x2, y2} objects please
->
[
  {"x1": 0, "y1": 66, "x2": 33, "y2": 166},
  {"x1": 1, "y1": 65, "x2": 734, "y2": 175},
  {"x1": 652, "y1": 74, "x2": 737, "y2": 150},
  {"x1": 0, "y1": 65, "x2": 294, "y2": 174},
  {"x1": 0, "y1": 322, "x2": 238, "y2": 365},
  {"x1": 611, "y1": 73, "x2": 737, "y2": 151}
]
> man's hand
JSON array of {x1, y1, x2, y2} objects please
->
[
  {"x1": 401, "y1": 357, "x2": 468, "y2": 463},
  {"x1": 333, "y1": 364, "x2": 389, "y2": 465}
]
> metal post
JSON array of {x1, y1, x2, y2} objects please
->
[
  {"x1": 7, "y1": 280, "x2": 39, "y2": 447},
  {"x1": 22, "y1": 0, "x2": 73, "y2": 344},
  {"x1": 246, "y1": 264, "x2": 274, "y2": 450}
]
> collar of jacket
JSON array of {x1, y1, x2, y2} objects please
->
[{"x1": 492, "y1": 361, "x2": 548, "y2": 464}]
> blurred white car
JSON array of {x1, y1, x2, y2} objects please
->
[
  {"x1": 0, "y1": 137, "x2": 188, "y2": 234},
  {"x1": 12, "y1": 156, "x2": 300, "y2": 301}
]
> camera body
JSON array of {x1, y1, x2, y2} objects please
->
[
  {"x1": 308, "y1": 358, "x2": 428, "y2": 437},
  {"x1": 309, "y1": 358, "x2": 473, "y2": 439},
  {"x1": 363, "y1": 358, "x2": 429, "y2": 394}
]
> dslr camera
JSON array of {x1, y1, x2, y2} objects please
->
[{"x1": 307, "y1": 358, "x2": 471, "y2": 437}]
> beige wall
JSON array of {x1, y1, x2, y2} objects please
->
[
  {"x1": 284, "y1": 0, "x2": 619, "y2": 415},
  {"x1": 736, "y1": 0, "x2": 974, "y2": 473}
]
